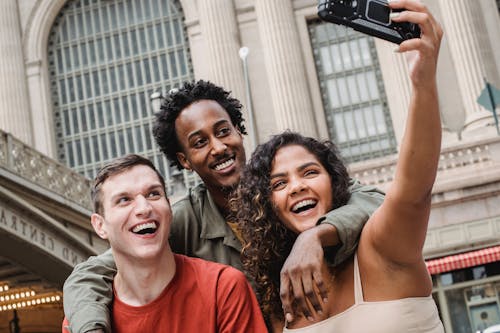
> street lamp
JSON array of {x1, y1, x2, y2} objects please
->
[
  {"x1": 239, "y1": 46, "x2": 258, "y2": 150},
  {"x1": 150, "y1": 91, "x2": 164, "y2": 114}
]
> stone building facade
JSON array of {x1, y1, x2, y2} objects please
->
[{"x1": 0, "y1": 0, "x2": 500, "y2": 331}]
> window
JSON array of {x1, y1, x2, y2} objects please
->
[
  {"x1": 309, "y1": 20, "x2": 397, "y2": 163},
  {"x1": 48, "y1": 0, "x2": 197, "y2": 196}
]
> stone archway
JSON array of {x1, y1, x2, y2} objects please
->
[{"x1": 23, "y1": 0, "x2": 68, "y2": 158}]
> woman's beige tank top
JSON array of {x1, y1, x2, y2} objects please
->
[{"x1": 283, "y1": 254, "x2": 444, "y2": 332}]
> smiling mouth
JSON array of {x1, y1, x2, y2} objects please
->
[
  {"x1": 131, "y1": 221, "x2": 158, "y2": 235},
  {"x1": 213, "y1": 158, "x2": 235, "y2": 171},
  {"x1": 291, "y1": 199, "x2": 318, "y2": 213}
]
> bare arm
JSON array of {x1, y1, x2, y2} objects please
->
[{"x1": 363, "y1": 0, "x2": 443, "y2": 265}]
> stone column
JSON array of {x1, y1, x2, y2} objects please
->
[
  {"x1": 438, "y1": 0, "x2": 493, "y2": 132},
  {"x1": 196, "y1": 0, "x2": 245, "y2": 103},
  {"x1": 374, "y1": 39, "x2": 411, "y2": 145},
  {"x1": 0, "y1": 0, "x2": 33, "y2": 145},
  {"x1": 255, "y1": 0, "x2": 317, "y2": 137}
]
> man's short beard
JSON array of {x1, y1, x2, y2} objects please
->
[{"x1": 220, "y1": 183, "x2": 237, "y2": 195}]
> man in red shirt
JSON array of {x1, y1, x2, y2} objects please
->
[{"x1": 62, "y1": 154, "x2": 266, "y2": 333}]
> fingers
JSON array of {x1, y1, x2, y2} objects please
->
[
  {"x1": 300, "y1": 272, "x2": 323, "y2": 317},
  {"x1": 389, "y1": 0, "x2": 443, "y2": 38},
  {"x1": 288, "y1": 270, "x2": 312, "y2": 321},
  {"x1": 312, "y1": 269, "x2": 328, "y2": 304},
  {"x1": 388, "y1": 0, "x2": 426, "y2": 12},
  {"x1": 280, "y1": 268, "x2": 327, "y2": 323},
  {"x1": 389, "y1": 0, "x2": 442, "y2": 55},
  {"x1": 279, "y1": 274, "x2": 295, "y2": 323}
]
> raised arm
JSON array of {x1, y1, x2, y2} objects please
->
[
  {"x1": 363, "y1": 0, "x2": 443, "y2": 265},
  {"x1": 280, "y1": 180, "x2": 384, "y2": 322},
  {"x1": 63, "y1": 249, "x2": 116, "y2": 333}
]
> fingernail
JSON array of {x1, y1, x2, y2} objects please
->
[
  {"x1": 323, "y1": 298, "x2": 328, "y2": 304},
  {"x1": 285, "y1": 313, "x2": 293, "y2": 323},
  {"x1": 393, "y1": 46, "x2": 401, "y2": 53},
  {"x1": 389, "y1": 12, "x2": 400, "y2": 20},
  {"x1": 318, "y1": 310, "x2": 323, "y2": 315},
  {"x1": 307, "y1": 316, "x2": 314, "y2": 322}
]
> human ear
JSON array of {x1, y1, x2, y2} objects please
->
[
  {"x1": 91, "y1": 213, "x2": 108, "y2": 240},
  {"x1": 176, "y1": 152, "x2": 192, "y2": 171}
]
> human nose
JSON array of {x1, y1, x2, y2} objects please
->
[
  {"x1": 211, "y1": 137, "x2": 227, "y2": 155},
  {"x1": 134, "y1": 195, "x2": 152, "y2": 216},
  {"x1": 289, "y1": 176, "x2": 306, "y2": 196}
]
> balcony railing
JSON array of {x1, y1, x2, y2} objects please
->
[
  {"x1": 349, "y1": 135, "x2": 500, "y2": 197},
  {"x1": 0, "y1": 130, "x2": 92, "y2": 210}
]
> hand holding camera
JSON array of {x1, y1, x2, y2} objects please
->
[{"x1": 318, "y1": 0, "x2": 421, "y2": 44}]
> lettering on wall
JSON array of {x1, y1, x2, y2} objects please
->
[{"x1": 0, "y1": 204, "x2": 86, "y2": 266}]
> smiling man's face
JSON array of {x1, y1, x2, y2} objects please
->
[
  {"x1": 174, "y1": 99, "x2": 246, "y2": 196},
  {"x1": 91, "y1": 165, "x2": 172, "y2": 262}
]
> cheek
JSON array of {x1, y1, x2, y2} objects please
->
[
  {"x1": 271, "y1": 193, "x2": 287, "y2": 218},
  {"x1": 319, "y1": 182, "x2": 334, "y2": 210}
]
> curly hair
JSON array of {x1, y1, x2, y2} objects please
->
[
  {"x1": 230, "y1": 131, "x2": 351, "y2": 324},
  {"x1": 153, "y1": 80, "x2": 247, "y2": 170}
]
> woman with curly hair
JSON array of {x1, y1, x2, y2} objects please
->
[
  {"x1": 232, "y1": 1, "x2": 444, "y2": 331},
  {"x1": 233, "y1": 132, "x2": 352, "y2": 330}
]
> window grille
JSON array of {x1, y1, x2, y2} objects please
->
[
  {"x1": 309, "y1": 20, "x2": 397, "y2": 163},
  {"x1": 48, "y1": 0, "x2": 198, "y2": 196}
]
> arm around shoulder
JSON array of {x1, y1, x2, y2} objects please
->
[
  {"x1": 63, "y1": 248, "x2": 116, "y2": 333},
  {"x1": 319, "y1": 179, "x2": 384, "y2": 265}
]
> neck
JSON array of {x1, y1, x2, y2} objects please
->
[
  {"x1": 207, "y1": 185, "x2": 232, "y2": 217},
  {"x1": 114, "y1": 249, "x2": 176, "y2": 306}
]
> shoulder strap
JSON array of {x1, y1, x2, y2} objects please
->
[{"x1": 353, "y1": 253, "x2": 364, "y2": 304}]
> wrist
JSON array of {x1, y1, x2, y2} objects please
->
[{"x1": 310, "y1": 223, "x2": 339, "y2": 247}]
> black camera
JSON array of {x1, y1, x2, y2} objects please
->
[{"x1": 317, "y1": 0, "x2": 421, "y2": 44}]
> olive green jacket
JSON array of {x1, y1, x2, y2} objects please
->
[{"x1": 63, "y1": 179, "x2": 384, "y2": 333}]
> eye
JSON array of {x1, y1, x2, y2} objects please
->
[
  {"x1": 116, "y1": 196, "x2": 130, "y2": 205},
  {"x1": 192, "y1": 137, "x2": 207, "y2": 148},
  {"x1": 216, "y1": 127, "x2": 231, "y2": 137},
  {"x1": 271, "y1": 179, "x2": 287, "y2": 191},
  {"x1": 147, "y1": 190, "x2": 162, "y2": 199},
  {"x1": 304, "y1": 169, "x2": 319, "y2": 177}
]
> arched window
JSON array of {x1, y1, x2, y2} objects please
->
[
  {"x1": 48, "y1": 0, "x2": 196, "y2": 195},
  {"x1": 309, "y1": 21, "x2": 397, "y2": 163}
]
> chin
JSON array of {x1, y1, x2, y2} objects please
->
[
  {"x1": 295, "y1": 221, "x2": 317, "y2": 234},
  {"x1": 219, "y1": 180, "x2": 239, "y2": 192}
]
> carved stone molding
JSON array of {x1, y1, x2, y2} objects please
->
[{"x1": 0, "y1": 130, "x2": 91, "y2": 210}]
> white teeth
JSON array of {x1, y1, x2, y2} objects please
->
[
  {"x1": 214, "y1": 159, "x2": 234, "y2": 171},
  {"x1": 132, "y1": 222, "x2": 157, "y2": 233},
  {"x1": 292, "y1": 199, "x2": 317, "y2": 212}
]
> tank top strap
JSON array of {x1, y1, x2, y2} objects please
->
[{"x1": 353, "y1": 253, "x2": 364, "y2": 304}]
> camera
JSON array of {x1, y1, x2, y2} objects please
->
[{"x1": 317, "y1": 0, "x2": 421, "y2": 44}]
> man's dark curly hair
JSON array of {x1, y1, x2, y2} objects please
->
[
  {"x1": 230, "y1": 131, "x2": 351, "y2": 324},
  {"x1": 153, "y1": 80, "x2": 247, "y2": 170}
]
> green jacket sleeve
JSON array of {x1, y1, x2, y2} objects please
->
[
  {"x1": 319, "y1": 178, "x2": 385, "y2": 266},
  {"x1": 63, "y1": 248, "x2": 116, "y2": 333}
]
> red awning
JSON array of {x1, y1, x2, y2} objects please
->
[{"x1": 426, "y1": 245, "x2": 500, "y2": 275}]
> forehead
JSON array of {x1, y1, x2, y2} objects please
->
[
  {"x1": 175, "y1": 100, "x2": 232, "y2": 135},
  {"x1": 100, "y1": 165, "x2": 162, "y2": 198},
  {"x1": 271, "y1": 144, "x2": 320, "y2": 172}
]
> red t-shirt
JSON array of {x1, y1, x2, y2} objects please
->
[{"x1": 63, "y1": 254, "x2": 266, "y2": 333}]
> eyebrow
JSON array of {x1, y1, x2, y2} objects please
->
[
  {"x1": 109, "y1": 183, "x2": 164, "y2": 202},
  {"x1": 270, "y1": 161, "x2": 319, "y2": 179},
  {"x1": 187, "y1": 119, "x2": 230, "y2": 142}
]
